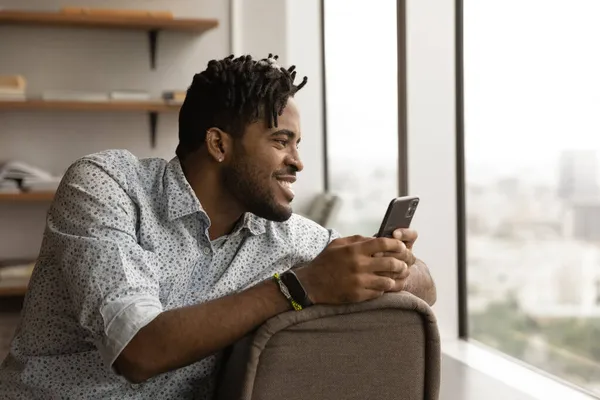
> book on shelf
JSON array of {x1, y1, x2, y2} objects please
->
[
  {"x1": 21, "y1": 177, "x2": 62, "y2": 192},
  {"x1": 0, "y1": 179, "x2": 19, "y2": 194},
  {"x1": 0, "y1": 92, "x2": 26, "y2": 101},
  {"x1": 0, "y1": 75, "x2": 26, "y2": 101},
  {"x1": 162, "y1": 90, "x2": 186, "y2": 104},
  {"x1": 0, "y1": 161, "x2": 62, "y2": 193},
  {"x1": 0, "y1": 260, "x2": 34, "y2": 282},
  {"x1": 110, "y1": 90, "x2": 151, "y2": 101},
  {"x1": 0, "y1": 75, "x2": 26, "y2": 90},
  {"x1": 0, "y1": 259, "x2": 34, "y2": 294},
  {"x1": 42, "y1": 90, "x2": 110, "y2": 102}
]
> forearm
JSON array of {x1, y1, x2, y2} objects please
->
[
  {"x1": 115, "y1": 278, "x2": 290, "y2": 383},
  {"x1": 404, "y1": 258, "x2": 437, "y2": 306}
]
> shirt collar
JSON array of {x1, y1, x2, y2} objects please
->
[
  {"x1": 164, "y1": 157, "x2": 266, "y2": 236},
  {"x1": 164, "y1": 157, "x2": 203, "y2": 221},
  {"x1": 232, "y1": 212, "x2": 266, "y2": 236}
]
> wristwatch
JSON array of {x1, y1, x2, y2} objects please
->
[{"x1": 280, "y1": 269, "x2": 313, "y2": 308}]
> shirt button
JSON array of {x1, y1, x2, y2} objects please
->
[{"x1": 203, "y1": 247, "x2": 211, "y2": 255}]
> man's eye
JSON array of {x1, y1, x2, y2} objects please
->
[{"x1": 275, "y1": 139, "x2": 288, "y2": 146}]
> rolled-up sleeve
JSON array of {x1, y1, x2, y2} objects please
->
[{"x1": 46, "y1": 159, "x2": 163, "y2": 369}]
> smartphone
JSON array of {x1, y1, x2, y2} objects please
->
[{"x1": 376, "y1": 196, "x2": 420, "y2": 238}]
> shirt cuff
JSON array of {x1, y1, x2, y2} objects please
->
[{"x1": 98, "y1": 296, "x2": 163, "y2": 369}]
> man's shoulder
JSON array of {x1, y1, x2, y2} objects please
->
[
  {"x1": 66, "y1": 149, "x2": 169, "y2": 187},
  {"x1": 259, "y1": 214, "x2": 340, "y2": 262},
  {"x1": 262, "y1": 213, "x2": 340, "y2": 245}
]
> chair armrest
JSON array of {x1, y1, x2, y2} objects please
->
[{"x1": 215, "y1": 291, "x2": 440, "y2": 400}]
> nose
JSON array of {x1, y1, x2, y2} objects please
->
[{"x1": 287, "y1": 149, "x2": 304, "y2": 172}]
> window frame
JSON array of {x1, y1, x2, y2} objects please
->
[
  {"x1": 438, "y1": 0, "x2": 599, "y2": 398},
  {"x1": 321, "y1": 0, "x2": 598, "y2": 396}
]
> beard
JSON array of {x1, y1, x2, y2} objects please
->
[{"x1": 221, "y1": 152, "x2": 293, "y2": 222}]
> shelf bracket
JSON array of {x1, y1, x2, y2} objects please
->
[
  {"x1": 149, "y1": 111, "x2": 158, "y2": 148},
  {"x1": 148, "y1": 29, "x2": 159, "y2": 69}
]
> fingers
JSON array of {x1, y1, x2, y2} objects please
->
[
  {"x1": 392, "y1": 229, "x2": 418, "y2": 249},
  {"x1": 387, "y1": 278, "x2": 407, "y2": 292},
  {"x1": 366, "y1": 257, "x2": 408, "y2": 275},
  {"x1": 333, "y1": 235, "x2": 370, "y2": 246},
  {"x1": 362, "y1": 275, "x2": 395, "y2": 292},
  {"x1": 359, "y1": 237, "x2": 404, "y2": 255},
  {"x1": 376, "y1": 262, "x2": 410, "y2": 279},
  {"x1": 374, "y1": 250, "x2": 415, "y2": 264},
  {"x1": 394, "y1": 250, "x2": 416, "y2": 266}
]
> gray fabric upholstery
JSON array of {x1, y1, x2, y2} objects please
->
[{"x1": 216, "y1": 292, "x2": 440, "y2": 400}]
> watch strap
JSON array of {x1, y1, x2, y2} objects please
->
[
  {"x1": 280, "y1": 269, "x2": 313, "y2": 308},
  {"x1": 273, "y1": 273, "x2": 303, "y2": 311}
]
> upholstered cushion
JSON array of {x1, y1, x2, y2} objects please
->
[{"x1": 216, "y1": 292, "x2": 440, "y2": 400}]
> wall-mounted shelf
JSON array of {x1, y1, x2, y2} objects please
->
[
  {"x1": 0, "y1": 281, "x2": 28, "y2": 297},
  {"x1": 0, "y1": 259, "x2": 33, "y2": 298},
  {"x1": 0, "y1": 10, "x2": 219, "y2": 68},
  {"x1": 0, "y1": 192, "x2": 55, "y2": 202},
  {"x1": 0, "y1": 100, "x2": 181, "y2": 147}
]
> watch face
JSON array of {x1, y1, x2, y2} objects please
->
[{"x1": 281, "y1": 271, "x2": 311, "y2": 306}]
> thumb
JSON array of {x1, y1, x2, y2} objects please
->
[{"x1": 392, "y1": 229, "x2": 403, "y2": 240}]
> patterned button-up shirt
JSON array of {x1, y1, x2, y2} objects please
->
[{"x1": 0, "y1": 150, "x2": 337, "y2": 399}]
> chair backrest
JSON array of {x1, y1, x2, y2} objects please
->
[
  {"x1": 216, "y1": 293, "x2": 440, "y2": 400},
  {"x1": 304, "y1": 193, "x2": 342, "y2": 228}
]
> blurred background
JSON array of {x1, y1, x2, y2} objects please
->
[{"x1": 1, "y1": 1, "x2": 600, "y2": 399}]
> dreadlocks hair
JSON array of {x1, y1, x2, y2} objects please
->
[{"x1": 176, "y1": 54, "x2": 308, "y2": 160}]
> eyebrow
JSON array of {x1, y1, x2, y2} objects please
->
[{"x1": 270, "y1": 129, "x2": 301, "y2": 142}]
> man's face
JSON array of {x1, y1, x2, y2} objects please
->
[{"x1": 221, "y1": 97, "x2": 304, "y2": 222}]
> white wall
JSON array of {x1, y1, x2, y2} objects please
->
[
  {"x1": 405, "y1": 0, "x2": 459, "y2": 339},
  {"x1": 0, "y1": 0, "x2": 325, "y2": 259},
  {"x1": 285, "y1": 0, "x2": 325, "y2": 213},
  {"x1": 233, "y1": 0, "x2": 325, "y2": 214}
]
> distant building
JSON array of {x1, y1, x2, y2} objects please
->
[
  {"x1": 565, "y1": 199, "x2": 600, "y2": 242},
  {"x1": 518, "y1": 241, "x2": 600, "y2": 318},
  {"x1": 557, "y1": 150, "x2": 599, "y2": 201}
]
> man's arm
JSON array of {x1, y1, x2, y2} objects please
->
[
  {"x1": 53, "y1": 161, "x2": 410, "y2": 383},
  {"x1": 118, "y1": 236, "x2": 409, "y2": 383},
  {"x1": 115, "y1": 279, "x2": 290, "y2": 383},
  {"x1": 403, "y1": 258, "x2": 437, "y2": 306}
]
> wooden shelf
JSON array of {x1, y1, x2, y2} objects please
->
[
  {"x1": 0, "y1": 100, "x2": 181, "y2": 147},
  {"x1": 0, "y1": 260, "x2": 34, "y2": 298},
  {"x1": 0, "y1": 282, "x2": 28, "y2": 297},
  {"x1": 0, "y1": 10, "x2": 219, "y2": 69},
  {"x1": 0, "y1": 99, "x2": 180, "y2": 113},
  {"x1": 0, "y1": 192, "x2": 55, "y2": 202},
  {"x1": 0, "y1": 10, "x2": 219, "y2": 32}
]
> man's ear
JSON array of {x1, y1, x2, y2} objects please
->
[{"x1": 205, "y1": 127, "x2": 233, "y2": 163}]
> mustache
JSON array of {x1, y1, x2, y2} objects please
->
[{"x1": 273, "y1": 166, "x2": 298, "y2": 177}]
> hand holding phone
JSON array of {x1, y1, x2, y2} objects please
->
[{"x1": 376, "y1": 196, "x2": 420, "y2": 238}]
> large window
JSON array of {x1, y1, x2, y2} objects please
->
[
  {"x1": 464, "y1": 0, "x2": 600, "y2": 395},
  {"x1": 323, "y1": 0, "x2": 399, "y2": 236}
]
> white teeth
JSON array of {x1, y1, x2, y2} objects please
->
[{"x1": 277, "y1": 180, "x2": 295, "y2": 196}]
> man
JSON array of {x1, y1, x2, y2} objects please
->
[{"x1": 0, "y1": 54, "x2": 435, "y2": 399}]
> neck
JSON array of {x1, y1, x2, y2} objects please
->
[{"x1": 181, "y1": 155, "x2": 244, "y2": 240}]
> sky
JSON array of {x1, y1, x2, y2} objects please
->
[
  {"x1": 463, "y1": 0, "x2": 600, "y2": 183},
  {"x1": 324, "y1": 0, "x2": 600, "y2": 185},
  {"x1": 323, "y1": 0, "x2": 398, "y2": 163}
]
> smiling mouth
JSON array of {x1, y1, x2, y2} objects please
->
[{"x1": 275, "y1": 176, "x2": 296, "y2": 200}]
